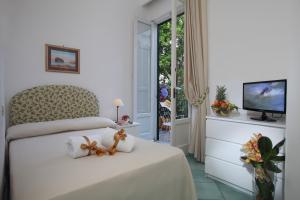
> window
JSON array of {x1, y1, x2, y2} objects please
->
[
  {"x1": 175, "y1": 14, "x2": 188, "y2": 119},
  {"x1": 158, "y1": 13, "x2": 188, "y2": 124}
]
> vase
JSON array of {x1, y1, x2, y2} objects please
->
[
  {"x1": 212, "y1": 108, "x2": 232, "y2": 117},
  {"x1": 254, "y1": 167, "x2": 277, "y2": 200}
]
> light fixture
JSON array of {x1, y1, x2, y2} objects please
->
[{"x1": 113, "y1": 98, "x2": 124, "y2": 124}]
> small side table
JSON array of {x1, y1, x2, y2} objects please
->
[{"x1": 117, "y1": 122, "x2": 140, "y2": 137}]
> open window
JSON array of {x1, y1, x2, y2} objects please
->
[{"x1": 134, "y1": 0, "x2": 190, "y2": 152}]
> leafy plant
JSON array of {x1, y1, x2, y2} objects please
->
[
  {"x1": 241, "y1": 134, "x2": 285, "y2": 200},
  {"x1": 216, "y1": 85, "x2": 227, "y2": 101},
  {"x1": 211, "y1": 85, "x2": 238, "y2": 116}
]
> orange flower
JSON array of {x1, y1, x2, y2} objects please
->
[
  {"x1": 212, "y1": 100, "x2": 220, "y2": 107},
  {"x1": 241, "y1": 133, "x2": 263, "y2": 163},
  {"x1": 221, "y1": 102, "x2": 228, "y2": 108}
]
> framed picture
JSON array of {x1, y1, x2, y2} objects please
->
[{"x1": 45, "y1": 44, "x2": 80, "y2": 74}]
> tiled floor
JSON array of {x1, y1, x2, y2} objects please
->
[{"x1": 187, "y1": 155, "x2": 254, "y2": 200}]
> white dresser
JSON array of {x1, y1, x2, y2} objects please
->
[{"x1": 205, "y1": 114, "x2": 285, "y2": 199}]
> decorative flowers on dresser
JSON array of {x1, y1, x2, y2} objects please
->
[
  {"x1": 241, "y1": 134, "x2": 285, "y2": 200},
  {"x1": 211, "y1": 85, "x2": 238, "y2": 116}
]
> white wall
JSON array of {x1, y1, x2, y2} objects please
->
[
  {"x1": 4, "y1": 0, "x2": 142, "y2": 122},
  {"x1": 285, "y1": 0, "x2": 300, "y2": 199},
  {"x1": 0, "y1": 0, "x2": 9, "y2": 196},
  {"x1": 207, "y1": 1, "x2": 300, "y2": 198},
  {"x1": 207, "y1": 0, "x2": 289, "y2": 110},
  {"x1": 137, "y1": 0, "x2": 171, "y2": 22}
]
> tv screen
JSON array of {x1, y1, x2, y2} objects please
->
[{"x1": 243, "y1": 80, "x2": 287, "y2": 113}]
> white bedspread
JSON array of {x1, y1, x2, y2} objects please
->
[{"x1": 9, "y1": 128, "x2": 196, "y2": 200}]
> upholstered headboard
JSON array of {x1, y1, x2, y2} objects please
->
[{"x1": 9, "y1": 85, "x2": 99, "y2": 126}]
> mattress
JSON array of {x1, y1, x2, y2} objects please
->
[{"x1": 9, "y1": 128, "x2": 196, "y2": 200}]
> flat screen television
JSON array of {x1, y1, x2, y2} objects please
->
[{"x1": 243, "y1": 79, "x2": 287, "y2": 122}]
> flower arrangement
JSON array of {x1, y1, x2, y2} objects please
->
[
  {"x1": 118, "y1": 115, "x2": 131, "y2": 125},
  {"x1": 211, "y1": 86, "x2": 238, "y2": 116},
  {"x1": 241, "y1": 134, "x2": 285, "y2": 200},
  {"x1": 121, "y1": 115, "x2": 130, "y2": 123}
]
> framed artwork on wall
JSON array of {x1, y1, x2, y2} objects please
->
[{"x1": 45, "y1": 44, "x2": 80, "y2": 74}]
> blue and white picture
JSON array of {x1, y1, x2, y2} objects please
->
[
  {"x1": 50, "y1": 50, "x2": 76, "y2": 68},
  {"x1": 46, "y1": 44, "x2": 80, "y2": 73},
  {"x1": 244, "y1": 81, "x2": 286, "y2": 112}
]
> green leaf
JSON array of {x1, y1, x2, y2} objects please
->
[
  {"x1": 274, "y1": 139, "x2": 285, "y2": 149},
  {"x1": 250, "y1": 160, "x2": 263, "y2": 168},
  {"x1": 258, "y1": 137, "x2": 273, "y2": 159},
  {"x1": 264, "y1": 161, "x2": 282, "y2": 173},
  {"x1": 272, "y1": 139, "x2": 285, "y2": 155},
  {"x1": 271, "y1": 156, "x2": 285, "y2": 162}
]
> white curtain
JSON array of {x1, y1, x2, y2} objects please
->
[{"x1": 184, "y1": 0, "x2": 208, "y2": 162}]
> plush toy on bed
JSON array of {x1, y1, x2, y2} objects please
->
[{"x1": 106, "y1": 129, "x2": 127, "y2": 155}]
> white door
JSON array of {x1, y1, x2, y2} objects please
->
[
  {"x1": 170, "y1": 0, "x2": 191, "y2": 153},
  {"x1": 133, "y1": 20, "x2": 156, "y2": 140}
]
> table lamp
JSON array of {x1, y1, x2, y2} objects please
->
[{"x1": 113, "y1": 98, "x2": 124, "y2": 123}]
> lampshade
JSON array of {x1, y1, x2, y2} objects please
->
[{"x1": 113, "y1": 98, "x2": 124, "y2": 107}]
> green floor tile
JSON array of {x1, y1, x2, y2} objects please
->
[
  {"x1": 195, "y1": 181, "x2": 224, "y2": 200},
  {"x1": 192, "y1": 168, "x2": 205, "y2": 176},
  {"x1": 216, "y1": 182, "x2": 254, "y2": 200},
  {"x1": 188, "y1": 155, "x2": 253, "y2": 200},
  {"x1": 194, "y1": 174, "x2": 215, "y2": 183},
  {"x1": 190, "y1": 162, "x2": 205, "y2": 170}
]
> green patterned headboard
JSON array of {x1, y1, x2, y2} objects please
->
[{"x1": 9, "y1": 85, "x2": 100, "y2": 126}]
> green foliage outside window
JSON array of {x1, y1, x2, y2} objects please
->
[{"x1": 158, "y1": 14, "x2": 188, "y2": 119}]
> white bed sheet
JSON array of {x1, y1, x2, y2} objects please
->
[{"x1": 9, "y1": 128, "x2": 196, "y2": 200}]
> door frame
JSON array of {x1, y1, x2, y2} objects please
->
[{"x1": 156, "y1": 12, "x2": 185, "y2": 142}]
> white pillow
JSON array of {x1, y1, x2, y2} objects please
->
[{"x1": 7, "y1": 117, "x2": 117, "y2": 142}]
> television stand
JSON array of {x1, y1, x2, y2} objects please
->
[{"x1": 250, "y1": 112, "x2": 276, "y2": 122}]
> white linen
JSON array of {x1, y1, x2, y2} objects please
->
[
  {"x1": 66, "y1": 134, "x2": 102, "y2": 159},
  {"x1": 6, "y1": 117, "x2": 116, "y2": 142},
  {"x1": 101, "y1": 128, "x2": 135, "y2": 153},
  {"x1": 9, "y1": 128, "x2": 197, "y2": 200}
]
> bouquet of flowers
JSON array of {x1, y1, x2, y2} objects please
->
[
  {"x1": 241, "y1": 134, "x2": 285, "y2": 200},
  {"x1": 211, "y1": 86, "x2": 238, "y2": 116}
]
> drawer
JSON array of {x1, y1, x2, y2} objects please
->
[
  {"x1": 205, "y1": 156, "x2": 254, "y2": 191},
  {"x1": 205, "y1": 156, "x2": 284, "y2": 196},
  {"x1": 206, "y1": 119, "x2": 285, "y2": 147},
  {"x1": 205, "y1": 138, "x2": 284, "y2": 178},
  {"x1": 206, "y1": 138, "x2": 243, "y2": 166}
]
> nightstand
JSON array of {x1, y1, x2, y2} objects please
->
[{"x1": 117, "y1": 122, "x2": 140, "y2": 137}]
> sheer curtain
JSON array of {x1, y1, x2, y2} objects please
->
[{"x1": 184, "y1": 0, "x2": 208, "y2": 162}]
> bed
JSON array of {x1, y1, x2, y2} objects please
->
[{"x1": 7, "y1": 85, "x2": 196, "y2": 200}]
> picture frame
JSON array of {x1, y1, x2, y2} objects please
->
[{"x1": 45, "y1": 44, "x2": 80, "y2": 74}]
